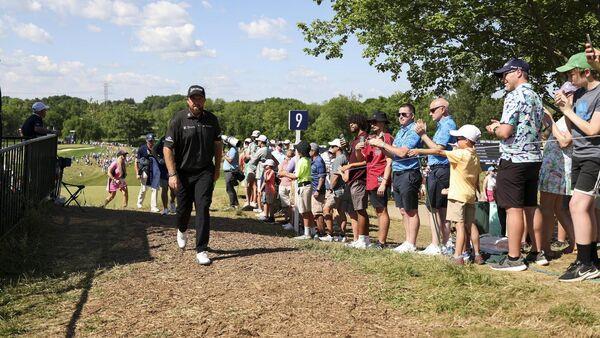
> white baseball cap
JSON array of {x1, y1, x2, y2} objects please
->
[
  {"x1": 328, "y1": 139, "x2": 342, "y2": 148},
  {"x1": 283, "y1": 139, "x2": 290, "y2": 144},
  {"x1": 450, "y1": 125, "x2": 481, "y2": 143},
  {"x1": 257, "y1": 135, "x2": 268, "y2": 142},
  {"x1": 251, "y1": 130, "x2": 260, "y2": 137},
  {"x1": 32, "y1": 102, "x2": 49, "y2": 112},
  {"x1": 269, "y1": 139, "x2": 276, "y2": 145},
  {"x1": 264, "y1": 159, "x2": 275, "y2": 167},
  {"x1": 244, "y1": 138, "x2": 251, "y2": 143}
]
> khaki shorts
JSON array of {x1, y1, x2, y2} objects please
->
[
  {"x1": 446, "y1": 199, "x2": 475, "y2": 224},
  {"x1": 279, "y1": 185, "x2": 292, "y2": 207},
  {"x1": 350, "y1": 180, "x2": 368, "y2": 211},
  {"x1": 312, "y1": 192, "x2": 325, "y2": 215},
  {"x1": 324, "y1": 190, "x2": 336, "y2": 210},
  {"x1": 296, "y1": 185, "x2": 312, "y2": 214}
]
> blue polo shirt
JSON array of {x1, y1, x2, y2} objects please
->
[
  {"x1": 223, "y1": 147, "x2": 238, "y2": 171},
  {"x1": 311, "y1": 154, "x2": 327, "y2": 192},
  {"x1": 428, "y1": 115, "x2": 457, "y2": 166},
  {"x1": 392, "y1": 121, "x2": 422, "y2": 172}
]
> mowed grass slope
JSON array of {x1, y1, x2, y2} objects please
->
[{"x1": 1, "y1": 143, "x2": 599, "y2": 336}]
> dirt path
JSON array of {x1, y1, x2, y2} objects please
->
[{"x1": 37, "y1": 206, "x2": 427, "y2": 337}]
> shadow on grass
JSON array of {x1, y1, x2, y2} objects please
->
[{"x1": 208, "y1": 247, "x2": 298, "y2": 261}]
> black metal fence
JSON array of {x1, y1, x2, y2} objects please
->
[{"x1": 0, "y1": 135, "x2": 58, "y2": 236}]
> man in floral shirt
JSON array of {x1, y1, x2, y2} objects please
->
[{"x1": 486, "y1": 58, "x2": 543, "y2": 272}]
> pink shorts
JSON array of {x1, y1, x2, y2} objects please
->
[{"x1": 108, "y1": 179, "x2": 127, "y2": 192}]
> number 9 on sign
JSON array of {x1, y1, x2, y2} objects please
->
[{"x1": 288, "y1": 110, "x2": 308, "y2": 131}]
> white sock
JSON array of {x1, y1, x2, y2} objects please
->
[{"x1": 304, "y1": 226, "x2": 311, "y2": 236}]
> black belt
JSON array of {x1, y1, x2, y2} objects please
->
[
  {"x1": 298, "y1": 181, "x2": 311, "y2": 187},
  {"x1": 429, "y1": 164, "x2": 449, "y2": 169}
]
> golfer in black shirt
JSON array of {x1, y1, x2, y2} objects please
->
[
  {"x1": 21, "y1": 102, "x2": 52, "y2": 138},
  {"x1": 164, "y1": 85, "x2": 223, "y2": 265}
]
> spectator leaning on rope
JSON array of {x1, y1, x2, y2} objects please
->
[
  {"x1": 555, "y1": 52, "x2": 600, "y2": 282},
  {"x1": 486, "y1": 58, "x2": 543, "y2": 272},
  {"x1": 414, "y1": 97, "x2": 457, "y2": 255},
  {"x1": 356, "y1": 111, "x2": 393, "y2": 249}
]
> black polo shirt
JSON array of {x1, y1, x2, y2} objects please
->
[
  {"x1": 21, "y1": 113, "x2": 45, "y2": 138},
  {"x1": 164, "y1": 109, "x2": 222, "y2": 174}
]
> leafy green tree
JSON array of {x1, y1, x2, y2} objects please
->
[{"x1": 299, "y1": 0, "x2": 600, "y2": 96}]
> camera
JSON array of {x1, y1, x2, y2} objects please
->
[
  {"x1": 221, "y1": 135, "x2": 241, "y2": 147},
  {"x1": 57, "y1": 156, "x2": 72, "y2": 169}
]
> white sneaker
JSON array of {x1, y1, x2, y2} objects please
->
[
  {"x1": 253, "y1": 208, "x2": 262, "y2": 213},
  {"x1": 136, "y1": 203, "x2": 143, "y2": 209},
  {"x1": 334, "y1": 236, "x2": 347, "y2": 243},
  {"x1": 196, "y1": 251, "x2": 211, "y2": 265},
  {"x1": 151, "y1": 207, "x2": 160, "y2": 213},
  {"x1": 393, "y1": 242, "x2": 416, "y2": 253},
  {"x1": 345, "y1": 240, "x2": 367, "y2": 249},
  {"x1": 176, "y1": 230, "x2": 187, "y2": 249},
  {"x1": 419, "y1": 243, "x2": 442, "y2": 256},
  {"x1": 257, "y1": 215, "x2": 268, "y2": 221},
  {"x1": 293, "y1": 234, "x2": 311, "y2": 240},
  {"x1": 282, "y1": 223, "x2": 294, "y2": 231},
  {"x1": 319, "y1": 234, "x2": 334, "y2": 242},
  {"x1": 161, "y1": 208, "x2": 169, "y2": 216},
  {"x1": 250, "y1": 202, "x2": 257, "y2": 208}
]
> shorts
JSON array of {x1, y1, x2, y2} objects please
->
[
  {"x1": 265, "y1": 191, "x2": 276, "y2": 204},
  {"x1": 446, "y1": 199, "x2": 475, "y2": 224},
  {"x1": 368, "y1": 189, "x2": 389, "y2": 209},
  {"x1": 160, "y1": 179, "x2": 168, "y2": 189},
  {"x1": 349, "y1": 180, "x2": 368, "y2": 211},
  {"x1": 296, "y1": 185, "x2": 312, "y2": 214},
  {"x1": 278, "y1": 185, "x2": 292, "y2": 207},
  {"x1": 426, "y1": 165, "x2": 449, "y2": 210},
  {"x1": 571, "y1": 157, "x2": 600, "y2": 196},
  {"x1": 311, "y1": 192, "x2": 325, "y2": 215},
  {"x1": 392, "y1": 169, "x2": 421, "y2": 211},
  {"x1": 495, "y1": 159, "x2": 541, "y2": 208},
  {"x1": 246, "y1": 171, "x2": 256, "y2": 183},
  {"x1": 324, "y1": 190, "x2": 336, "y2": 210}
]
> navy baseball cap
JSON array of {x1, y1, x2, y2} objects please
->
[
  {"x1": 493, "y1": 58, "x2": 530, "y2": 77},
  {"x1": 146, "y1": 133, "x2": 155, "y2": 141},
  {"x1": 187, "y1": 85, "x2": 205, "y2": 97}
]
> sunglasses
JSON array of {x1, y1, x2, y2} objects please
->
[
  {"x1": 456, "y1": 136, "x2": 466, "y2": 141},
  {"x1": 429, "y1": 105, "x2": 445, "y2": 113},
  {"x1": 396, "y1": 112, "x2": 411, "y2": 118}
]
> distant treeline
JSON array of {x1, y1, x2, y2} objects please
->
[{"x1": 1, "y1": 79, "x2": 504, "y2": 145}]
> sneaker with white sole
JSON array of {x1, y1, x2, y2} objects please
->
[
  {"x1": 257, "y1": 215, "x2": 268, "y2": 221},
  {"x1": 345, "y1": 240, "x2": 368, "y2": 249},
  {"x1": 196, "y1": 251, "x2": 211, "y2": 265},
  {"x1": 393, "y1": 242, "x2": 416, "y2": 253},
  {"x1": 293, "y1": 234, "x2": 311, "y2": 240},
  {"x1": 253, "y1": 208, "x2": 262, "y2": 213},
  {"x1": 490, "y1": 256, "x2": 527, "y2": 272},
  {"x1": 419, "y1": 243, "x2": 442, "y2": 256},
  {"x1": 136, "y1": 203, "x2": 143, "y2": 209},
  {"x1": 334, "y1": 235, "x2": 347, "y2": 243},
  {"x1": 176, "y1": 230, "x2": 187, "y2": 249},
  {"x1": 319, "y1": 234, "x2": 334, "y2": 242},
  {"x1": 151, "y1": 207, "x2": 160, "y2": 213},
  {"x1": 558, "y1": 260, "x2": 600, "y2": 282}
]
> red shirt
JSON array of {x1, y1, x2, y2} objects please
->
[
  {"x1": 348, "y1": 131, "x2": 368, "y2": 184},
  {"x1": 362, "y1": 132, "x2": 393, "y2": 190},
  {"x1": 264, "y1": 168, "x2": 276, "y2": 195}
]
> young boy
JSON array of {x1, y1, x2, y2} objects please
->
[
  {"x1": 259, "y1": 159, "x2": 276, "y2": 223},
  {"x1": 408, "y1": 125, "x2": 483, "y2": 264},
  {"x1": 279, "y1": 141, "x2": 315, "y2": 239}
]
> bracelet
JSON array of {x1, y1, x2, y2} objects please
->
[{"x1": 168, "y1": 172, "x2": 178, "y2": 177}]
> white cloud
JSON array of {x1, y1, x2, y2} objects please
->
[
  {"x1": 201, "y1": 1, "x2": 212, "y2": 9},
  {"x1": 0, "y1": 49, "x2": 179, "y2": 101},
  {"x1": 239, "y1": 17, "x2": 289, "y2": 42},
  {"x1": 260, "y1": 47, "x2": 287, "y2": 61},
  {"x1": 81, "y1": 0, "x2": 113, "y2": 20},
  {"x1": 135, "y1": 23, "x2": 216, "y2": 59},
  {"x1": 289, "y1": 66, "x2": 327, "y2": 83},
  {"x1": 0, "y1": 0, "x2": 42, "y2": 11},
  {"x1": 143, "y1": 1, "x2": 190, "y2": 27},
  {"x1": 13, "y1": 22, "x2": 53, "y2": 43},
  {"x1": 87, "y1": 24, "x2": 102, "y2": 32},
  {"x1": 111, "y1": 0, "x2": 139, "y2": 25}
]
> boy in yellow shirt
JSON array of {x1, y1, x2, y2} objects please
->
[{"x1": 409, "y1": 125, "x2": 483, "y2": 264}]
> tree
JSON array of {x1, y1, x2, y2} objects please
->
[{"x1": 299, "y1": 0, "x2": 600, "y2": 96}]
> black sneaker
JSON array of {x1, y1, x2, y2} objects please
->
[
  {"x1": 525, "y1": 251, "x2": 549, "y2": 266},
  {"x1": 490, "y1": 256, "x2": 527, "y2": 272},
  {"x1": 369, "y1": 241, "x2": 385, "y2": 250},
  {"x1": 558, "y1": 261, "x2": 600, "y2": 282}
]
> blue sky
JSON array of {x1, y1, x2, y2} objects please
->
[{"x1": 0, "y1": 0, "x2": 409, "y2": 103}]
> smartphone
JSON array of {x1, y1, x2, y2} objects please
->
[{"x1": 587, "y1": 33, "x2": 595, "y2": 57}]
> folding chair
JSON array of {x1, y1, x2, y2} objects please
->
[{"x1": 62, "y1": 181, "x2": 86, "y2": 211}]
